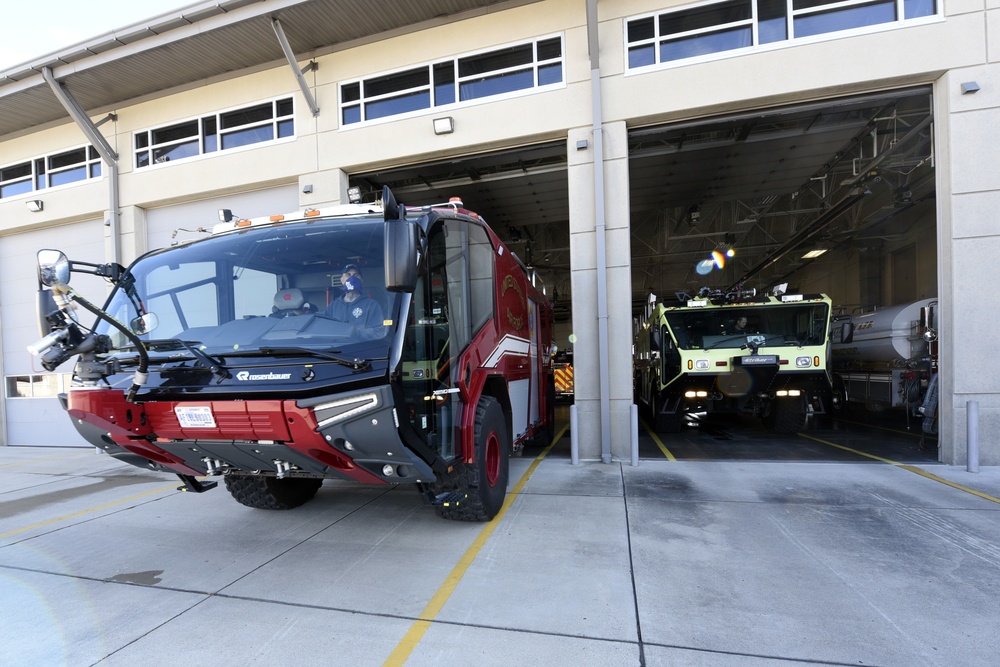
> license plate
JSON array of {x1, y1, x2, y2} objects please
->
[
  {"x1": 738, "y1": 355, "x2": 778, "y2": 366},
  {"x1": 175, "y1": 406, "x2": 217, "y2": 428}
]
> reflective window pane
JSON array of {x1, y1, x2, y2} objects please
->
[
  {"x1": 538, "y1": 63, "x2": 562, "y2": 86},
  {"x1": 365, "y1": 91, "x2": 431, "y2": 120},
  {"x1": 0, "y1": 180, "x2": 32, "y2": 198},
  {"x1": 460, "y1": 69, "x2": 533, "y2": 101},
  {"x1": 661, "y1": 27, "x2": 752, "y2": 62},
  {"x1": 628, "y1": 17, "x2": 655, "y2": 42},
  {"x1": 343, "y1": 105, "x2": 362, "y2": 125},
  {"x1": 459, "y1": 45, "x2": 533, "y2": 77},
  {"x1": 660, "y1": 0, "x2": 752, "y2": 36},
  {"x1": 50, "y1": 165, "x2": 87, "y2": 187},
  {"x1": 153, "y1": 140, "x2": 199, "y2": 164},
  {"x1": 221, "y1": 125, "x2": 274, "y2": 150},
  {"x1": 364, "y1": 68, "x2": 429, "y2": 98},
  {"x1": 152, "y1": 120, "x2": 198, "y2": 145},
  {"x1": 904, "y1": 0, "x2": 935, "y2": 18},
  {"x1": 220, "y1": 103, "x2": 273, "y2": 130},
  {"x1": 6, "y1": 376, "x2": 31, "y2": 398},
  {"x1": 628, "y1": 45, "x2": 656, "y2": 68},
  {"x1": 794, "y1": 1, "x2": 895, "y2": 38}
]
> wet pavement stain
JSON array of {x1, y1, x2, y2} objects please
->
[
  {"x1": 0, "y1": 474, "x2": 167, "y2": 519},
  {"x1": 109, "y1": 569, "x2": 164, "y2": 585}
]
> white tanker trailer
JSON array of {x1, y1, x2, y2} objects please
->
[{"x1": 830, "y1": 298, "x2": 938, "y2": 415}]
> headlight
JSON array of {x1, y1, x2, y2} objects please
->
[
  {"x1": 795, "y1": 356, "x2": 812, "y2": 368},
  {"x1": 694, "y1": 359, "x2": 710, "y2": 370}
]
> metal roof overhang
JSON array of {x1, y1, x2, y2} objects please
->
[{"x1": 0, "y1": 0, "x2": 539, "y2": 140}]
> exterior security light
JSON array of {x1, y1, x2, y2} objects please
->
[
  {"x1": 433, "y1": 117, "x2": 454, "y2": 135},
  {"x1": 961, "y1": 81, "x2": 980, "y2": 95},
  {"x1": 347, "y1": 186, "x2": 362, "y2": 203},
  {"x1": 26, "y1": 200, "x2": 43, "y2": 212}
]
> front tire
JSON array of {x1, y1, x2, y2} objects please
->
[
  {"x1": 224, "y1": 475, "x2": 322, "y2": 510},
  {"x1": 765, "y1": 397, "x2": 807, "y2": 433},
  {"x1": 433, "y1": 396, "x2": 509, "y2": 521},
  {"x1": 652, "y1": 392, "x2": 682, "y2": 433}
]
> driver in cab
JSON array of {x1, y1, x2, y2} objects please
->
[{"x1": 325, "y1": 264, "x2": 385, "y2": 340}]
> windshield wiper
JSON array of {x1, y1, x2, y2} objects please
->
[
  {"x1": 705, "y1": 335, "x2": 752, "y2": 350},
  {"x1": 256, "y1": 346, "x2": 373, "y2": 371},
  {"x1": 119, "y1": 339, "x2": 230, "y2": 380}
]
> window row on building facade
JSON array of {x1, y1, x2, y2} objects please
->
[
  {"x1": 0, "y1": 146, "x2": 102, "y2": 200},
  {"x1": 1, "y1": 2, "x2": 941, "y2": 203},
  {"x1": 626, "y1": 0, "x2": 938, "y2": 69},
  {"x1": 339, "y1": 35, "x2": 565, "y2": 126}
]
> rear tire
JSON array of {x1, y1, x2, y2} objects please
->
[
  {"x1": 433, "y1": 396, "x2": 509, "y2": 521},
  {"x1": 224, "y1": 475, "x2": 322, "y2": 510}
]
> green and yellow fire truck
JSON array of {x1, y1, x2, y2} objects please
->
[{"x1": 634, "y1": 287, "x2": 833, "y2": 433}]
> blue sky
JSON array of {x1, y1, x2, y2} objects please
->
[{"x1": 1, "y1": 1, "x2": 191, "y2": 70}]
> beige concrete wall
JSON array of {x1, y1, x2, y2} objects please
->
[{"x1": 1, "y1": 0, "x2": 998, "y2": 463}]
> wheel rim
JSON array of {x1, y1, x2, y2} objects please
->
[{"x1": 485, "y1": 431, "x2": 500, "y2": 487}]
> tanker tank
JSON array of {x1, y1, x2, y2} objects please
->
[{"x1": 832, "y1": 298, "x2": 937, "y2": 366}]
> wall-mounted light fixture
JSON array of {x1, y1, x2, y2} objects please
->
[
  {"x1": 961, "y1": 81, "x2": 980, "y2": 95},
  {"x1": 433, "y1": 117, "x2": 454, "y2": 135},
  {"x1": 26, "y1": 200, "x2": 43, "y2": 212}
]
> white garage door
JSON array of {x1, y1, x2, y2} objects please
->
[
  {"x1": 1, "y1": 220, "x2": 108, "y2": 447},
  {"x1": 145, "y1": 186, "x2": 298, "y2": 250}
]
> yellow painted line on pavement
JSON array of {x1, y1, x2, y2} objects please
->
[
  {"x1": 639, "y1": 417, "x2": 676, "y2": 461},
  {"x1": 797, "y1": 432, "x2": 1000, "y2": 506},
  {"x1": 0, "y1": 484, "x2": 179, "y2": 539},
  {"x1": 383, "y1": 423, "x2": 568, "y2": 667},
  {"x1": 0, "y1": 451, "x2": 91, "y2": 469}
]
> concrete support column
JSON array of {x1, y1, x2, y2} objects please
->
[
  {"x1": 114, "y1": 205, "x2": 147, "y2": 268},
  {"x1": 567, "y1": 121, "x2": 634, "y2": 460},
  {"x1": 299, "y1": 168, "x2": 349, "y2": 209},
  {"x1": 935, "y1": 64, "x2": 1000, "y2": 466}
]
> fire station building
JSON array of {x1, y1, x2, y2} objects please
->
[{"x1": 0, "y1": 0, "x2": 997, "y2": 465}]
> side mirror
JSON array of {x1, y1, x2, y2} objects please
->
[
  {"x1": 37, "y1": 249, "x2": 70, "y2": 287},
  {"x1": 384, "y1": 219, "x2": 420, "y2": 292},
  {"x1": 840, "y1": 321, "x2": 854, "y2": 344},
  {"x1": 649, "y1": 326, "x2": 661, "y2": 352},
  {"x1": 130, "y1": 313, "x2": 159, "y2": 335}
]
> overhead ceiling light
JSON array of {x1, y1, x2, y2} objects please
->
[
  {"x1": 26, "y1": 200, "x2": 43, "y2": 212},
  {"x1": 802, "y1": 249, "x2": 828, "y2": 259}
]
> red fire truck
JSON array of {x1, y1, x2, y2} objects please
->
[{"x1": 29, "y1": 186, "x2": 554, "y2": 521}]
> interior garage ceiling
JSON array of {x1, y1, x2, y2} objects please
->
[{"x1": 353, "y1": 86, "x2": 934, "y2": 321}]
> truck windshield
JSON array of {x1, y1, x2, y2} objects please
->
[
  {"x1": 665, "y1": 302, "x2": 830, "y2": 350},
  {"x1": 96, "y1": 215, "x2": 399, "y2": 358}
]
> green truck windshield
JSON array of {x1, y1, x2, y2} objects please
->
[{"x1": 665, "y1": 302, "x2": 830, "y2": 350}]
